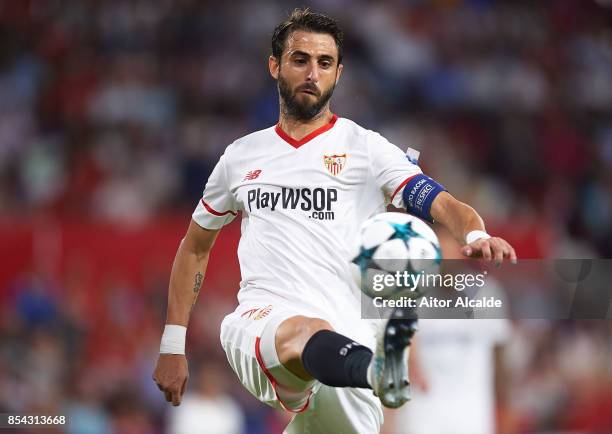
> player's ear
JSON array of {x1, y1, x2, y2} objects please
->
[
  {"x1": 269, "y1": 55, "x2": 280, "y2": 80},
  {"x1": 335, "y1": 63, "x2": 343, "y2": 85}
]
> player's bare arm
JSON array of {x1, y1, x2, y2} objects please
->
[
  {"x1": 153, "y1": 220, "x2": 220, "y2": 406},
  {"x1": 430, "y1": 191, "x2": 517, "y2": 266}
]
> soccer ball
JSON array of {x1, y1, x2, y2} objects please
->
[{"x1": 350, "y1": 212, "x2": 442, "y2": 299}]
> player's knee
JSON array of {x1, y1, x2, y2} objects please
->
[
  {"x1": 298, "y1": 318, "x2": 333, "y2": 340},
  {"x1": 276, "y1": 316, "x2": 333, "y2": 362}
]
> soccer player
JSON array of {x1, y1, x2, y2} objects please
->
[{"x1": 153, "y1": 8, "x2": 517, "y2": 433}]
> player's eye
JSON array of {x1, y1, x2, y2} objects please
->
[
  {"x1": 294, "y1": 58, "x2": 307, "y2": 65},
  {"x1": 320, "y1": 60, "x2": 332, "y2": 69}
]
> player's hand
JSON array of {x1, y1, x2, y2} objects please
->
[
  {"x1": 152, "y1": 354, "x2": 189, "y2": 406},
  {"x1": 461, "y1": 236, "x2": 517, "y2": 267}
]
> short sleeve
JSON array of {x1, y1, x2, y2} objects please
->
[
  {"x1": 368, "y1": 132, "x2": 422, "y2": 207},
  {"x1": 192, "y1": 154, "x2": 238, "y2": 230}
]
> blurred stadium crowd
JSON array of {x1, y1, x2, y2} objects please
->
[{"x1": 0, "y1": 0, "x2": 611, "y2": 433}]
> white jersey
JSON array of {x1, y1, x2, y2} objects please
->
[
  {"x1": 396, "y1": 318, "x2": 510, "y2": 434},
  {"x1": 192, "y1": 115, "x2": 421, "y2": 334},
  {"x1": 393, "y1": 279, "x2": 511, "y2": 434}
]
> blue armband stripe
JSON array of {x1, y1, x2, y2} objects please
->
[{"x1": 401, "y1": 174, "x2": 446, "y2": 223}]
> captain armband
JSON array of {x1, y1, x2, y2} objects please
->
[{"x1": 401, "y1": 174, "x2": 447, "y2": 223}]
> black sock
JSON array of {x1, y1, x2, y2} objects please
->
[{"x1": 301, "y1": 330, "x2": 372, "y2": 389}]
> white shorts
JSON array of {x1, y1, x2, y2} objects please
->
[{"x1": 220, "y1": 301, "x2": 383, "y2": 434}]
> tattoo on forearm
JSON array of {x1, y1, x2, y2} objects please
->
[
  {"x1": 190, "y1": 272, "x2": 204, "y2": 313},
  {"x1": 193, "y1": 272, "x2": 203, "y2": 293}
]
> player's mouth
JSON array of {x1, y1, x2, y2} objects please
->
[{"x1": 297, "y1": 87, "x2": 319, "y2": 96}]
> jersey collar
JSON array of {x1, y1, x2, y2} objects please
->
[{"x1": 275, "y1": 114, "x2": 338, "y2": 149}]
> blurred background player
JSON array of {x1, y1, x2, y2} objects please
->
[
  {"x1": 392, "y1": 317, "x2": 510, "y2": 434},
  {"x1": 168, "y1": 362, "x2": 245, "y2": 434}
]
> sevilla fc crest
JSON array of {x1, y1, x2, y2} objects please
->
[{"x1": 323, "y1": 154, "x2": 347, "y2": 176}]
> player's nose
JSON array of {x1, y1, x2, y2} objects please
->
[{"x1": 305, "y1": 60, "x2": 320, "y2": 82}]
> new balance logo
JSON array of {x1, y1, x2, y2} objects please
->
[{"x1": 243, "y1": 169, "x2": 262, "y2": 181}]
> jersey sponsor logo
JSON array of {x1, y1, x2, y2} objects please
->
[
  {"x1": 246, "y1": 187, "x2": 338, "y2": 220},
  {"x1": 243, "y1": 169, "x2": 262, "y2": 181},
  {"x1": 323, "y1": 154, "x2": 347, "y2": 176}
]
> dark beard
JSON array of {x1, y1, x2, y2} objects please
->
[{"x1": 278, "y1": 74, "x2": 335, "y2": 121}]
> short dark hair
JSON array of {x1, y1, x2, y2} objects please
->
[{"x1": 271, "y1": 8, "x2": 344, "y2": 64}]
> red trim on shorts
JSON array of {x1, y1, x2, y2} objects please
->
[
  {"x1": 390, "y1": 175, "x2": 418, "y2": 203},
  {"x1": 275, "y1": 114, "x2": 338, "y2": 149},
  {"x1": 201, "y1": 199, "x2": 237, "y2": 217},
  {"x1": 254, "y1": 336, "x2": 313, "y2": 413}
]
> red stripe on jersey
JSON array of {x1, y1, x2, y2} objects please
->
[
  {"x1": 390, "y1": 175, "x2": 418, "y2": 203},
  {"x1": 254, "y1": 337, "x2": 313, "y2": 413},
  {"x1": 275, "y1": 114, "x2": 338, "y2": 149},
  {"x1": 201, "y1": 199, "x2": 237, "y2": 217}
]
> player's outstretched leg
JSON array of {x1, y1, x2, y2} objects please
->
[
  {"x1": 276, "y1": 316, "x2": 373, "y2": 389},
  {"x1": 369, "y1": 306, "x2": 418, "y2": 408},
  {"x1": 276, "y1": 313, "x2": 417, "y2": 409}
]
